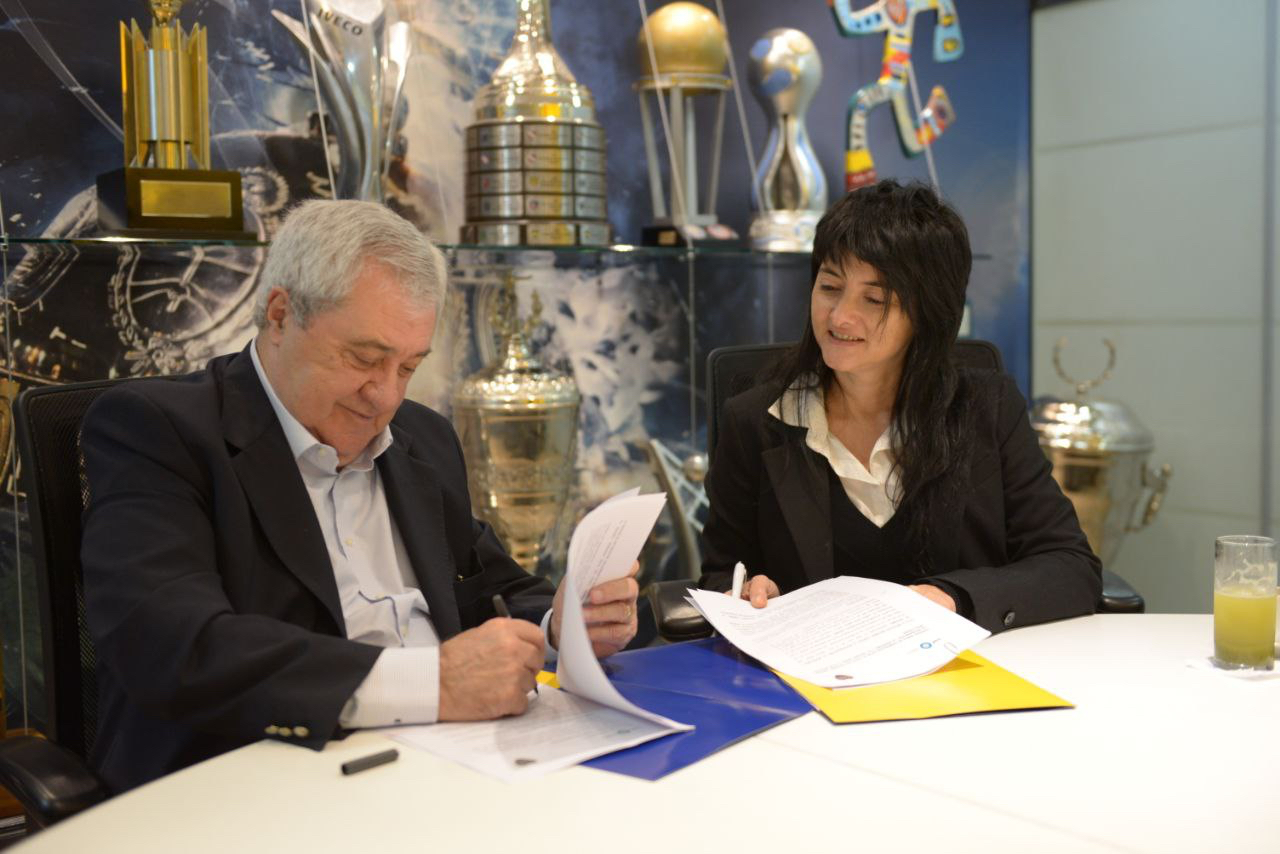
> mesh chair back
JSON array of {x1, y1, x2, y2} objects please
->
[
  {"x1": 705, "y1": 339, "x2": 1005, "y2": 458},
  {"x1": 14, "y1": 380, "x2": 131, "y2": 760}
]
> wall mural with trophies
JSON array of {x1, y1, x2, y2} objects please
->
[{"x1": 0, "y1": 0, "x2": 1029, "y2": 730}]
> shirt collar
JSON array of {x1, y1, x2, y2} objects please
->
[
  {"x1": 249, "y1": 337, "x2": 393, "y2": 473},
  {"x1": 768, "y1": 378, "x2": 895, "y2": 483}
]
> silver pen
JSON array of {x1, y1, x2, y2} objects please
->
[{"x1": 729, "y1": 562, "x2": 747, "y2": 600}]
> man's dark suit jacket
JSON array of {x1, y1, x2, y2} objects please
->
[
  {"x1": 699, "y1": 369, "x2": 1101, "y2": 634},
  {"x1": 80, "y1": 347, "x2": 553, "y2": 793}
]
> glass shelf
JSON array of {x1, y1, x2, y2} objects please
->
[
  {"x1": 441, "y1": 242, "x2": 807, "y2": 259},
  {"x1": 2, "y1": 235, "x2": 268, "y2": 248},
  {"x1": 1, "y1": 234, "x2": 811, "y2": 259},
  {"x1": 0, "y1": 236, "x2": 992, "y2": 262}
]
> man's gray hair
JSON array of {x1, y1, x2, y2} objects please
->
[{"x1": 253, "y1": 199, "x2": 447, "y2": 328}]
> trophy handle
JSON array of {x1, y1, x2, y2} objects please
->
[
  {"x1": 1053, "y1": 337, "x2": 1117, "y2": 398},
  {"x1": 1127, "y1": 462, "x2": 1172, "y2": 532}
]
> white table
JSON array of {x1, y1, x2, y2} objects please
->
[{"x1": 18, "y1": 615, "x2": 1277, "y2": 854}]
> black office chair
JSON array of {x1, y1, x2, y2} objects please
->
[
  {"x1": 0, "y1": 381, "x2": 129, "y2": 828},
  {"x1": 649, "y1": 340, "x2": 1143, "y2": 641}
]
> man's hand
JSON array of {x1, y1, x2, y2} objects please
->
[
  {"x1": 737, "y1": 574, "x2": 781, "y2": 608},
  {"x1": 437, "y1": 618, "x2": 545, "y2": 721},
  {"x1": 908, "y1": 584, "x2": 957, "y2": 612},
  {"x1": 550, "y1": 561, "x2": 641, "y2": 658}
]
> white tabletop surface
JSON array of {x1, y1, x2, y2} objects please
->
[{"x1": 18, "y1": 614, "x2": 1278, "y2": 854}]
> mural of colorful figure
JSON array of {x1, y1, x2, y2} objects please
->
[{"x1": 828, "y1": 0, "x2": 963, "y2": 190}]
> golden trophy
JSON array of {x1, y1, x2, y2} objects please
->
[
  {"x1": 635, "y1": 1, "x2": 737, "y2": 246},
  {"x1": 1030, "y1": 339, "x2": 1173, "y2": 567},
  {"x1": 96, "y1": 0, "x2": 248, "y2": 237},
  {"x1": 453, "y1": 272, "x2": 581, "y2": 572}
]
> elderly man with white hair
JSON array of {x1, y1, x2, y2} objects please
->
[{"x1": 80, "y1": 200, "x2": 640, "y2": 794}]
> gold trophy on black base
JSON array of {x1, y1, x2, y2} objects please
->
[
  {"x1": 635, "y1": 1, "x2": 738, "y2": 247},
  {"x1": 97, "y1": 0, "x2": 249, "y2": 238}
]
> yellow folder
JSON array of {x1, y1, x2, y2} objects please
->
[{"x1": 774, "y1": 650, "x2": 1072, "y2": 723}]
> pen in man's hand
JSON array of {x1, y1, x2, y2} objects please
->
[
  {"x1": 492, "y1": 593, "x2": 539, "y2": 695},
  {"x1": 341, "y1": 748, "x2": 398, "y2": 776},
  {"x1": 491, "y1": 593, "x2": 512, "y2": 620}
]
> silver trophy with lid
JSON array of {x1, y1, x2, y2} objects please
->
[
  {"x1": 747, "y1": 28, "x2": 827, "y2": 252},
  {"x1": 1029, "y1": 339, "x2": 1173, "y2": 567},
  {"x1": 460, "y1": 0, "x2": 610, "y2": 247},
  {"x1": 272, "y1": 0, "x2": 412, "y2": 201},
  {"x1": 453, "y1": 272, "x2": 582, "y2": 572}
]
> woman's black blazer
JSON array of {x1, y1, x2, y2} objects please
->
[{"x1": 699, "y1": 368, "x2": 1102, "y2": 634}]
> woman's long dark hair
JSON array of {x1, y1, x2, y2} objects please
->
[{"x1": 768, "y1": 180, "x2": 975, "y2": 573}]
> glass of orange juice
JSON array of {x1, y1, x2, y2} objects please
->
[{"x1": 1213, "y1": 535, "x2": 1277, "y2": 670}]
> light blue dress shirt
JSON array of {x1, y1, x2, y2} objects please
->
[{"x1": 251, "y1": 340, "x2": 442, "y2": 726}]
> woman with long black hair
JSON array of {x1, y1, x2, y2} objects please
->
[{"x1": 699, "y1": 180, "x2": 1100, "y2": 633}]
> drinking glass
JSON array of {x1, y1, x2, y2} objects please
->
[{"x1": 1213, "y1": 535, "x2": 1277, "y2": 670}]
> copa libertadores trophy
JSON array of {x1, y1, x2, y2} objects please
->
[
  {"x1": 272, "y1": 1, "x2": 412, "y2": 201},
  {"x1": 453, "y1": 272, "x2": 581, "y2": 573},
  {"x1": 747, "y1": 28, "x2": 827, "y2": 253},
  {"x1": 97, "y1": 0, "x2": 248, "y2": 236},
  {"x1": 460, "y1": 0, "x2": 610, "y2": 247},
  {"x1": 635, "y1": 1, "x2": 737, "y2": 246}
]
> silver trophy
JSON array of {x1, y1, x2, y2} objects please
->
[
  {"x1": 272, "y1": 0, "x2": 411, "y2": 202},
  {"x1": 1030, "y1": 339, "x2": 1173, "y2": 567},
  {"x1": 747, "y1": 28, "x2": 826, "y2": 252},
  {"x1": 461, "y1": 0, "x2": 610, "y2": 247}
]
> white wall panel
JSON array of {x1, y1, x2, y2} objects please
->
[
  {"x1": 1272, "y1": 320, "x2": 1279, "y2": 532},
  {"x1": 1107, "y1": 506, "x2": 1244, "y2": 614},
  {"x1": 1035, "y1": 126, "x2": 1262, "y2": 323},
  {"x1": 1034, "y1": 0, "x2": 1265, "y2": 150},
  {"x1": 1034, "y1": 0, "x2": 1273, "y2": 612}
]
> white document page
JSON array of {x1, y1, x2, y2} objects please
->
[
  {"x1": 387, "y1": 685, "x2": 674, "y2": 783},
  {"x1": 554, "y1": 577, "x2": 691, "y2": 729},
  {"x1": 688, "y1": 576, "x2": 990, "y2": 688},
  {"x1": 565, "y1": 492, "x2": 666, "y2": 599},
  {"x1": 603, "y1": 486, "x2": 641, "y2": 503},
  {"x1": 387, "y1": 558, "x2": 690, "y2": 781}
]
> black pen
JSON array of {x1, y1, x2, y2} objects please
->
[
  {"x1": 491, "y1": 593, "x2": 513, "y2": 620},
  {"x1": 492, "y1": 594, "x2": 539, "y2": 696},
  {"x1": 341, "y1": 748, "x2": 398, "y2": 776}
]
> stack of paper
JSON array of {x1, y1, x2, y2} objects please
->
[
  {"x1": 687, "y1": 576, "x2": 991, "y2": 688},
  {"x1": 388, "y1": 491, "x2": 686, "y2": 782},
  {"x1": 686, "y1": 576, "x2": 1072, "y2": 723}
]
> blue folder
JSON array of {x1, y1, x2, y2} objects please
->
[{"x1": 571, "y1": 638, "x2": 811, "y2": 781}]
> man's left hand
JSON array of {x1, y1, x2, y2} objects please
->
[{"x1": 549, "y1": 561, "x2": 641, "y2": 657}]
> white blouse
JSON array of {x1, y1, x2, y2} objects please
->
[{"x1": 768, "y1": 383, "x2": 901, "y2": 528}]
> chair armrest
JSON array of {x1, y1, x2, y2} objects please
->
[
  {"x1": 0, "y1": 736, "x2": 108, "y2": 828},
  {"x1": 1098, "y1": 569, "x2": 1145, "y2": 614},
  {"x1": 646, "y1": 580, "x2": 713, "y2": 642}
]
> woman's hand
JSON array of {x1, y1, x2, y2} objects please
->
[
  {"x1": 908, "y1": 584, "x2": 957, "y2": 612},
  {"x1": 735, "y1": 574, "x2": 780, "y2": 608}
]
